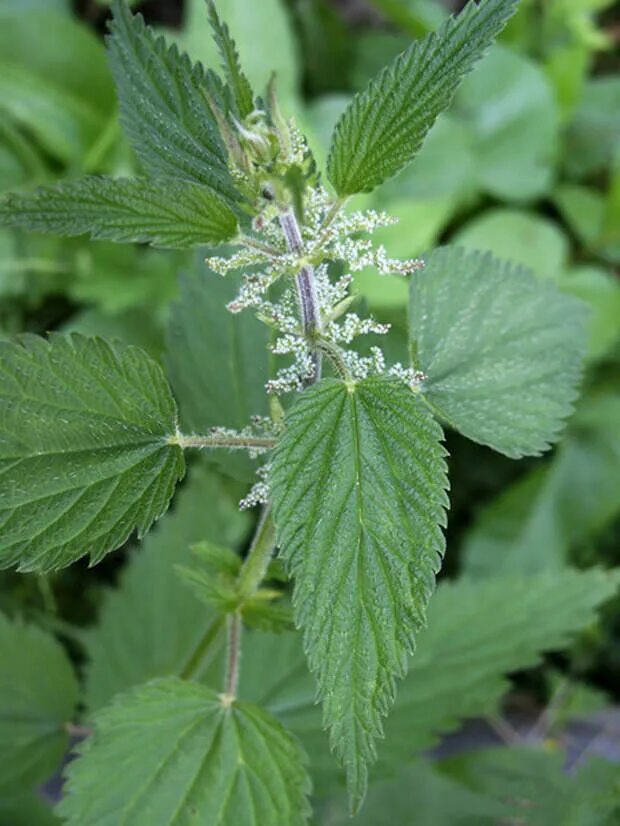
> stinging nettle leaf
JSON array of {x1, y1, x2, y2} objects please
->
[
  {"x1": 0, "y1": 612, "x2": 78, "y2": 794},
  {"x1": 270, "y1": 376, "x2": 448, "y2": 810},
  {"x1": 206, "y1": 0, "x2": 254, "y2": 119},
  {"x1": 107, "y1": 0, "x2": 239, "y2": 205},
  {"x1": 0, "y1": 177, "x2": 239, "y2": 249},
  {"x1": 57, "y1": 678, "x2": 312, "y2": 826},
  {"x1": 236, "y1": 568, "x2": 619, "y2": 796},
  {"x1": 0, "y1": 333, "x2": 185, "y2": 572},
  {"x1": 327, "y1": 0, "x2": 519, "y2": 195},
  {"x1": 409, "y1": 246, "x2": 588, "y2": 458}
]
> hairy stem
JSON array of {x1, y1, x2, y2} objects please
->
[
  {"x1": 224, "y1": 611, "x2": 242, "y2": 698},
  {"x1": 278, "y1": 207, "x2": 323, "y2": 383},
  {"x1": 171, "y1": 433, "x2": 275, "y2": 451}
]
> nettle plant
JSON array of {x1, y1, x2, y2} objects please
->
[{"x1": 0, "y1": 0, "x2": 591, "y2": 821}]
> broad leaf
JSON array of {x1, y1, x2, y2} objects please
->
[
  {"x1": 270, "y1": 376, "x2": 448, "y2": 809},
  {"x1": 453, "y1": 208, "x2": 569, "y2": 280},
  {"x1": 0, "y1": 333, "x2": 184, "y2": 572},
  {"x1": 237, "y1": 568, "x2": 618, "y2": 794},
  {"x1": 0, "y1": 177, "x2": 239, "y2": 248},
  {"x1": 58, "y1": 679, "x2": 312, "y2": 826},
  {"x1": 84, "y1": 462, "x2": 249, "y2": 712},
  {"x1": 409, "y1": 246, "x2": 587, "y2": 458},
  {"x1": 327, "y1": 0, "x2": 518, "y2": 195},
  {"x1": 166, "y1": 264, "x2": 270, "y2": 481},
  {"x1": 445, "y1": 747, "x2": 620, "y2": 826},
  {"x1": 462, "y1": 392, "x2": 620, "y2": 576},
  {"x1": 206, "y1": 0, "x2": 254, "y2": 118},
  {"x1": 107, "y1": 0, "x2": 239, "y2": 205},
  {"x1": 0, "y1": 612, "x2": 78, "y2": 792}
]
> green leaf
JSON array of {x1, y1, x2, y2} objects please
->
[
  {"x1": 58, "y1": 679, "x2": 312, "y2": 826},
  {"x1": 0, "y1": 612, "x2": 78, "y2": 793},
  {"x1": 0, "y1": 333, "x2": 185, "y2": 572},
  {"x1": 0, "y1": 9, "x2": 115, "y2": 115},
  {"x1": 0, "y1": 794, "x2": 60, "y2": 826},
  {"x1": 564, "y1": 76, "x2": 620, "y2": 179},
  {"x1": 0, "y1": 63, "x2": 107, "y2": 165},
  {"x1": 0, "y1": 177, "x2": 239, "y2": 248},
  {"x1": 327, "y1": 0, "x2": 518, "y2": 195},
  {"x1": 409, "y1": 246, "x2": 587, "y2": 458},
  {"x1": 454, "y1": 46, "x2": 559, "y2": 202},
  {"x1": 238, "y1": 569, "x2": 618, "y2": 794},
  {"x1": 561, "y1": 266, "x2": 620, "y2": 360},
  {"x1": 206, "y1": 0, "x2": 254, "y2": 118},
  {"x1": 317, "y1": 760, "x2": 508, "y2": 825},
  {"x1": 178, "y1": 0, "x2": 300, "y2": 109},
  {"x1": 270, "y1": 376, "x2": 448, "y2": 809},
  {"x1": 452, "y1": 208, "x2": 569, "y2": 281},
  {"x1": 107, "y1": 0, "x2": 238, "y2": 205},
  {"x1": 166, "y1": 263, "x2": 270, "y2": 481},
  {"x1": 462, "y1": 392, "x2": 620, "y2": 576},
  {"x1": 445, "y1": 747, "x2": 620, "y2": 826},
  {"x1": 84, "y1": 461, "x2": 249, "y2": 712}
]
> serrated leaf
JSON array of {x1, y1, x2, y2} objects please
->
[
  {"x1": 166, "y1": 263, "x2": 270, "y2": 481},
  {"x1": 83, "y1": 462, "x2": 249, "y2": 712},
  {"x1": 0, "y1": 333, "x2": 185, "y2": 572},
  {"x1": 206, "y1": 0, "x2": 254, "y2": 118},
  {"x1": 107, "y1": 0, "x2": 239, "y2": 205},
  {"x1": 0, "y1": 177, "x2": 239, "y2": 248},
  {"x1": 270, "y1": 376, "x2": 448, "y2": 809},
  {"x1": 237, "y1": 568, "x2": 618, "y2": 795},
  {"x1": 409, "y1": 246, "x2": 588, "y2": 458},
  {"x1": 327, "y1": 0, "x2": 518, "y2": 195},
  {"x1": 58, "y1": 678, "x2": 312, "y2": 826},
  {"x1": 0, "y1": 612, "x2": 78, "y2": 793}
]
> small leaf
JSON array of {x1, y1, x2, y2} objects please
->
[
  {"x1": 206, "y1": 0, "x2": 254, "y2": 118},
  {"x1": 83, "y1": 462, "x2": 249, "y2": 712},
  {"x1": 0, "y1": 612, "x2": 78, "y2": 793},
  {"x1": 270, "y1": 376, "x2": 448, "y2": 809},
  {"x1": 57, "y1": 679, "x2": 312, "y2": 826},
  {"x1": 107, "y1": 0, "x2": 239, "y2": 205},
  {"x1": 409, "y1": 246, "x2": 588, "y2": 458},
  {"x1": 327, "y1": 0, "x2": 518, "y2": 195},
  {"x1": 0, "y1": 177, "x2": 239, "y2": 248},
  {"x1": 0, "y1": 333, "x2": 185, "y2": 572}
]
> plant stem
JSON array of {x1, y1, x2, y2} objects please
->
[
  {"x1": 240, "y1": 235, "x2": 283, "y2": 259},
  {"x1": 180, "y1": 615, "x2": 226, "y2": 681},
  {"x1": 171, "y1": 433, "x2": 275, "y2": 451},
  {"x1": 224, "y1": 611, "x2": 242, "y2": 698},
  {"x1": 237, "y1": 506, "x2": 275, "y2": 597},
  {"x1": 278, "y1": 207, "x2": 322, "y2": 383}
]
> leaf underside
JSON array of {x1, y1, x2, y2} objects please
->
[
  {"x1": 409, "y1": 246, "x2": 588, "y2": 458},
  {"x1": 57, "y1": 679, "x2": 311, "y2": 826},
  {"x1": 270, "y1": 377, "x2": 448, "y2": 809},
  {"x1": 107, "y1": 0, "x2": 239, "y2": 205},
  {"x1": 327, "y1": 0, "x2": 519, "y2": 195},
  {"x1": 0, "y1": 177, "x2": 239, "y2": 248},
  {"x1": 0, "y1": 333, "x2": 184, "y2": 572}
]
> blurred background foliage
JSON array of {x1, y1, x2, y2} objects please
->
[{"x1": 0, "y1": 0, "x2": 619, "y2": 820}]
